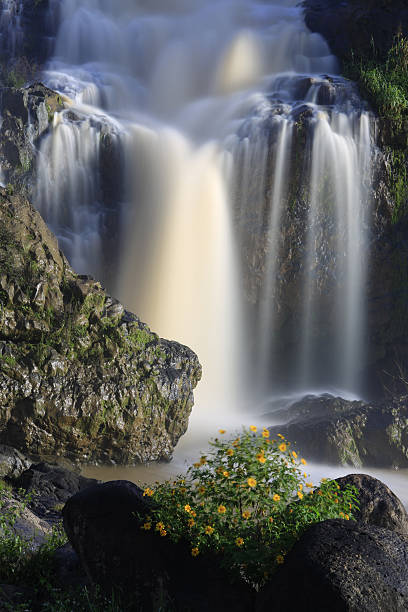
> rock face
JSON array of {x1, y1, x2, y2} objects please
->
[
  {"x1": 63, "y1": 480, "x2": 254, "y2": 612},
  {"x1": 336, "y1": 473, "x2": 408, "y2": 535},
  {"x1": 0, "y1": 0, "x2": 59, "y2": 65},
  {"x1": 0, "y1": 186, "x2": 201, "y2": 464},
  {"x1": 0, "y1": 444, "x2": 31, "y2": 479},
  {"x1": 0, "y1": 84, "x2": 64, "y2": 192},
  {"x1": 257, "y1": 519, "x2": 408, "y2": 612},
  {"x1": 303, "y1": 0, "x2": 408, "y2": 63},
  {"x1": 267, "y1": 394, "x2": 408, "y2": 467}
]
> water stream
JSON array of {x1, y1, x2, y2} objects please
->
[{"x1": 21, "y1": 0, "x2": 396, "y2": 488}]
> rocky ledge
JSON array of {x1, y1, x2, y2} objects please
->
[
  {"x1": 266, "y1": 394, "x2": 408, "y2": 468},
  {"x1": 0, "y1": 186, "x2": 201, "y2": 464}
]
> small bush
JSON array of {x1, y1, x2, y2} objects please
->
[{"x1": 141, "y1": 427, "x2": 359, "y2": 587}]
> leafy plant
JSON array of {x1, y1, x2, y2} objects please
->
[{"x1": 141, "y1": 427, "x2": 359, "y2": 587}]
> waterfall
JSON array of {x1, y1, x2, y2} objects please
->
[{"x1": 33, "y1": 0, "x2": 373, "y2": 418}]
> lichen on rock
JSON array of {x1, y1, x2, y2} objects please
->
[{"x1": 0, "y1": 186, "x2": 202, "y2": 464}]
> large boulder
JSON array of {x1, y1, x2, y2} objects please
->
[
  {"x1": 257, "y1": 519, "x2": 408, "y2": 611},
  {"x1": 0, "y1": 187, "x2": 201, "y2": 464},
  {"x1": 13, "y1": 462, "x2": 98, "y2": 522},
  {"x1": 267, "y1": 394, "x2": 408, "y2": 468},
  {"x1": 336, "y1": 473, "x2": 408, "y2": 535},
  {"x1": 63, "y1": 480, "x2": 254, "y2": 612}
]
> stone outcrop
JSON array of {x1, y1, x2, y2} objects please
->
[
  {"x1": 336, "y1": 473, "x2": 408, "y2": 535},
  {"x1": 0, "y1": 186, "x2": 201, "y2": 464},
  {"x1": 267, "y1": 394, "x2": 408, "y2": 467},
  {"x1": 63, "y1": 480, "x2": 254, "y2": 612},
  {"x1": 257, "y1": 519, "x2": 408, "y2": 611},
  {"x1": 303, "y1": 0, "x2": 408, "y2": 63},
  {"x1": 0, "y1": 84, "x2": 64, "y2": 193}
]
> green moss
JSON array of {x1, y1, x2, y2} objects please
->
[{"x1": 343, "y1": 34, "x2": 408, "y2": 141}]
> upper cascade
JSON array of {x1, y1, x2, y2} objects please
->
[{"x1": 31, "y1": 0, "x2": 374, "y2": 411}]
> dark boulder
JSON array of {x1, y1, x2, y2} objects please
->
[
  {"x1": 14, "y1": 462, "x2": 98, "y2": 522},
  {"x1": 336, "y1": 473, "x2": 408, "y2": 535},
  {"x1": 63, "y1": 480, "x2": 254, "y2": 612},
  {"x1": 303, "y1": 0, "x2": 408, "y2": 63},
  {"x1": 257, "y1": 519, "x2": 408, "y2": 611},
  {"x1": 267, "y1": 394, "x2": 408, "y2": 468}
]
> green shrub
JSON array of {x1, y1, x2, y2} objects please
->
[{"x1": 141, "y1": 427, "x2": 359, "y2": 587}]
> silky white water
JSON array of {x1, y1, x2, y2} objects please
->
[{"x1": 32, "y1": 0, "x2": 377, "y2": 461}]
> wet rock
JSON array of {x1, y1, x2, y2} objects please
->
[
  {"x1": 63, "y1": 480, "x2": 254, "y2": 612},
  {"x1": 267, "y1": 394, "x2": 408, "y2": 468},
  {"x1": 336, "y1": 473, "x2": 408, "y2": 535},
  {"x1": 0, "y1": 83, "x2": 64, "y2": 191},
  {"x1": 0, "y1": 187, "x2": 201, "y2": 464},
  {"x1": 257, "y1": 519, "x2": 408, "y2": 611},
  {"x1": 0, "y1": 445, "x2": 31, "y2": 479}
]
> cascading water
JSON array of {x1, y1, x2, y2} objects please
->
[{"x1": 33, "y1": 0, "x2": 374, "y2": 430}]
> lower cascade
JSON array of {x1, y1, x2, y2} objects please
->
[{"x1": 33, "y1": 0, "x2": 374, "y2": 414}]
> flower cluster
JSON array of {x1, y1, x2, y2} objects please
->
[{"x1": 139, "y1": 427, "x2": 359, "y2": 586}]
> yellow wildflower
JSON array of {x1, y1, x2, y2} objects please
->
[
  {"x1": 226, "y1": 449, "x2": 234, "y2": 456},
  {"x1": 184, "y1": 504, "x2": 191, "y2": 513},
  {"x1": 205, "y1": 525, "x2": 214, "y2": 535},
  {"x1": 141, "y1": 522, "x2": 151, "y2": 531},
  {"x1": 303, "y1": 472, "x2": 308, "y2": 478},
  {"x1": 191, "y1": 547, "x2": 199, "y2": 557},
  {"x1": 193, "y1": 462, "x2": 201, "y2": 468},
  {"x1": 247, "y1": 477, "x2": 257, "y2": 488},
  {"x1": 249, "y1": 425, "x2": 257, "y2": 432},
  {"x1": 223, "y1": 471, "x2": 230, "y2": 478},
  {"x1": 235, "y1": 537, "x2": 244, "y2": 547},
  {"x1": 156, "y1": 522, "x2": 165, "y2": 532},
  {"x1": 191, "y1": 510, "x2": 197, "y2": 518},
  {"x1": 218, "y1": 505, "x2": 226, "y2": 514},
  {"x1": 219, "y1": 429, "x2": 226, "y2": 434},
  {"x1": 269, "y1": 517, "x2": 274, "y2": 523},
  {"x1": 276, "y1": 555, "x2": 284, "y2": 564},
  {"x1": 273, "y1": 493, "x2": 281, "y2": 502},
  {"x1": 232, "y1": 438, "x2": 240, "y2": 446},
  {"x1": 257, "y1": 453, "x2": 266, "y2": 464},
  {"x1": 345, "y1": 514, "x2": 350, "y2": 520},
  {"x1": 300, "y1": 458, "x2": 307, "y2": 465},
  {"x1": 160, "y1": 529, "x2": 167, "y2": 537},
  {"x1": 278, "y1": 443, "x2": 287, "y2": 452},
  {"x1": 299, "y1": 484, "x2": 303, "y2": 491},
  {"x1": 262, "y1": 429, "x2": 270, "y2": 438},
  {"x1": 306, "y1": 482, "x2": 314, "y2": 488},
  {"x1": 143, "y1": 488, "x2": 154, "y2": 497},
  {"x1": 198, "y1": 486, "x2": 206, "y2": 495},
  {"x1": 277, "y1": 434, "x2": 285, "y2": 439},
  {"x1": 292, "y1": 451, "x2": 298, "y2": 459},
  {"x1": 188, "y1": 518, "x2": 195, "y2": 527},
  {"x1": 297, "y1": 491, "x2": 304, "y2": 500},
  {"x1": 242, "y1": 511, "x2": 251, "y2": 519}
]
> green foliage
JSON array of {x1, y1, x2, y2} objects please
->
[
  {"x1": 344, "y1": 34, "x2": 408, "y2": 137},
  {"x1": 141, "y1": 427, "x2": 359, "y2": 587},
  {"x1": 386, "y1": 148, "x2": 408, "y2": 223}
]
